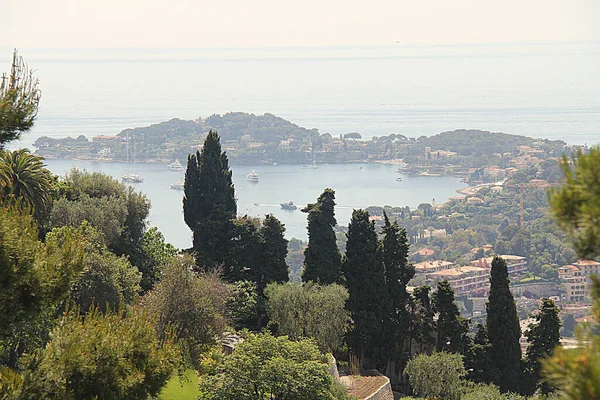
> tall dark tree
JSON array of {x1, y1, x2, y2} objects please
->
[
  {"x1": 486, "y1": 256, "x2": 521, "y2": 393},
  {"x1": 227, "y1": 216, "x2": 261, "y2": 283},
  {"x1": 342, "y1": 209, "x2": 385, "y2": 368},
  {"x1": 465, "y1": 323, "x2": 495, "y2": 384},
  {"x1": 410, "y1": 286, "x2": 436, "y2": 355},
  {"x1": 380, "y1": 212, "x2": 414, "y2": 380},
  {"x1": 301, "y1": 188, "x2": 342, "y2": 284},
  {"x1": 524, "y1": 297, "x2": 561, "y2": 395},
  {"x1": 433, "y1": 280, "x2": 470, "y2": 354},
  {"x1": 256, "y1": 214, "x2": 289, "y2": 294},
  {"x1": 183, "y1": 130, "x2": 236, "y2": 269}
]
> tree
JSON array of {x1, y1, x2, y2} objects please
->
[
  {"x1": 301, "y1": 188, "x2": 342, "y2": 284},
  {"x1": 136, "y1": 226, "x2": 177, "y2": 293},
  {"x1": 183, "y1": 130, "x2": 236, "y2": 269},
  {"x1": 53, "y1": 223, "x2": 142, "y2": 314},
  {"x1": 380, "y1": 212, "x2": 414, "y2": 379},
  {"x1": 255, "y1": 214, "x2": 289, "y2": 294},
  {"x1": 143, "y1": 255, "x2": 230, "y2": 368},
  {"x1": 486, "y1": 256, "x2": 521, "y2": 393},
  {"x1": 342, "y1": 209, "x2": 385, "y2": 367},
  {"x1": 0, "y1": 149, "x2": 53, "y2": 222},
  {"x1": 523, "y1": 298, "x2": 561, "y2": 395},
  {"x1": 433, "y1": 280, "x2": 470, "y2": 354},
  {"x1": 18, "y1": 306, "x2": 179, "y2": 400},
  {"x1": 541, "y1": 146, "x2": 600, "y2": 398},
  {"x1": 465, "y1": 324, "x2": 495, "y2": 384},
  {"x1": 548, "y1": 146, "x2": 600, "y2": 259},
  {"x1": 404, "y1": 351, "x2": 466, "y2": 400},
  {"x1": 410, "y1": 286, "x2": 436, "y2": 354},
  {"x1": 198, "y1": 333, "x2": 337, "y2": 400},
  {"x1": 265, "y1": 282, "x2": 350, "y2": 353},
  {"x1": 51, "y1": 170, "x2": 151, "y2": 261},
  {"x1": 543, "y1": 277, "x2": 600, "y2": 400},
  {"x1": 0, "y1": 206, "x2": 86, "y2": 368},
  {"x1": 0, "y1": 50, "x2": 41, "y2": 148}
]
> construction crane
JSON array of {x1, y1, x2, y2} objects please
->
[{"x1": 502, "y1": 181, "x2": 560, "y2": 230}]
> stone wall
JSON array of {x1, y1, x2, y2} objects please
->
[{"x1": 364, "y1": 372, "x2": 394, "y2": 400}]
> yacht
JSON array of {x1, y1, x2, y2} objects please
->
[
  {"x1": 121, "y1": 173, "x2": 144, "y2": 183},
  {"x1": 170, "y1": 181, "x2": 184, "y2": 190},
  {"x1": 167, "y1": 159, "x2": 184, "y2": 171},
  {"x1": 246, "y1": 170, "x2": 259, "y2": 182},
  {"x1": 280, "y1": 201, "x2": 297, "y2": 211}
]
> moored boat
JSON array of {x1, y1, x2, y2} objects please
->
[
  {"x1": 246, "y1": 170, "x2": 259, "y2": 182},
  {"x1": 122, "y1": 173, "x2": 144, "y2": 183},
  {"x1": 167, "y1": 159, "x2": 184, "y2": 171},
  {"x1": 280, "y1": 201, "x2": 297, "y2": 210},
  {"x1": 170, "y1": 181, "x2": 184, "y2": 190}
]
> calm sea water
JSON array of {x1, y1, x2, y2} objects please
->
[{"x1": 45, "y1": 159, "x2": 466, "y2": 248}]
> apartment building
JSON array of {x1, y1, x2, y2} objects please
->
[{"x1": 559, "y1": 260, "x2": 600, "y2": 302}]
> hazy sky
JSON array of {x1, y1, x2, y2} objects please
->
[{"x1": 2, "y1": 0, "x2": 599, "y2": 48}]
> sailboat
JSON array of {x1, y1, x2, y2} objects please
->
[{"x1": 121, "y1": 133, "x2": 144, "y2": 183}]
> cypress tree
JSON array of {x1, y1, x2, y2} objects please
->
[
  {"x1": 433, "y1": 280, "x2": 470, "y2": 354},
  {"x1": 342, "y1": 209, "x2": 385, "y2": 367},
  {"x1": 465, "y1": 323, "x2": 496, "y2": 384},
  {"x1": 380, "y1": 212, "x2": 414, "y2": 377},
  {"x1": 301, "y1": 188, "x2": 342, "y2": 284},
  {"x1": 410, "y1": 286, "x2": 436, "y2": 354},
  {"x1": 524, "y1": 297, "x2": 561, "y2": 394},
  {"x1": 183, "y1": 130, "x2": 236, "y2": 269},
  {"x1": 486, "y1": 256, "x2": 521, "y2": 393},
  {"x1": 256, "y1": 214, "x2": 289, "y2": 295}
]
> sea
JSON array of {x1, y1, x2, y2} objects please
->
[{"x1": 2, "y1": 43, "x2": 599, "y2": 248}]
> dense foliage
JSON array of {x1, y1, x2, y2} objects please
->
[
  {"x1": 143, "y1": 256, "x2": 230, "y2": 369},
  {"x1": 198, "y1": 333, "x2": 339, "y2": 400},
  {"x1": 265, "y1": 282, "x2": 350, "y2": 353},
  {"x1": 0, "y1": 207, "x2": 86, "y2": 368},
  {"x1": 404, "y1": 352, "x2": 466, "y2": 400},
  {"x1": 19, "y1": 306, "x2": 179, "y2": 400},
  {"x1": 548, "y1": 146, "x2": 600, "y2": 259},
  {"x1": 543, "y1": 147, "x2": 600, "y2": 399}
]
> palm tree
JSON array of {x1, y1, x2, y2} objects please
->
[{"x1": 0, "y1": 148, "x2": 53, "y2": 219}]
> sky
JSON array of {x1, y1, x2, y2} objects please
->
[{"x1": 1, "y1": 0, "x2": 599, "y2": 49}]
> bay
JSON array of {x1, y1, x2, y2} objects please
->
[{"x1": 44, "y1": 159, "x2": 467, "y2": 249}]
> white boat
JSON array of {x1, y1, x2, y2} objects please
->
[
  {"x1": 167, "y1": 159, "x2": 184, "y2": 171},
  {"x1": 280, "y1": 201, "x2": 297, "y2": 210},
  {"x1": 396, "y1": 177, "x2": 403, "y2": 182},
  {"x1": 246, "y1": 170, "x2": 259, "y2": 182},
  {"x1": 170, "y1": 181, "x2": 184, "y2": 190},
  {"x1": 122, "y1": 173, "x2": 144, "y2": 183}
]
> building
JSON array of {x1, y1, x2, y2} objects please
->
[
  {"x1": 428, "y1": 266, "x2": 489, "y2": 296},
  {"x1": 414, "y1": 260, "x2": 455, "y2": 274},
  {"x1": 471, "y1": 255, "x2": 528, "y2": 278},
  {"x1": 559, "y1": 260, "x2": 600, "y2": 302}
]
